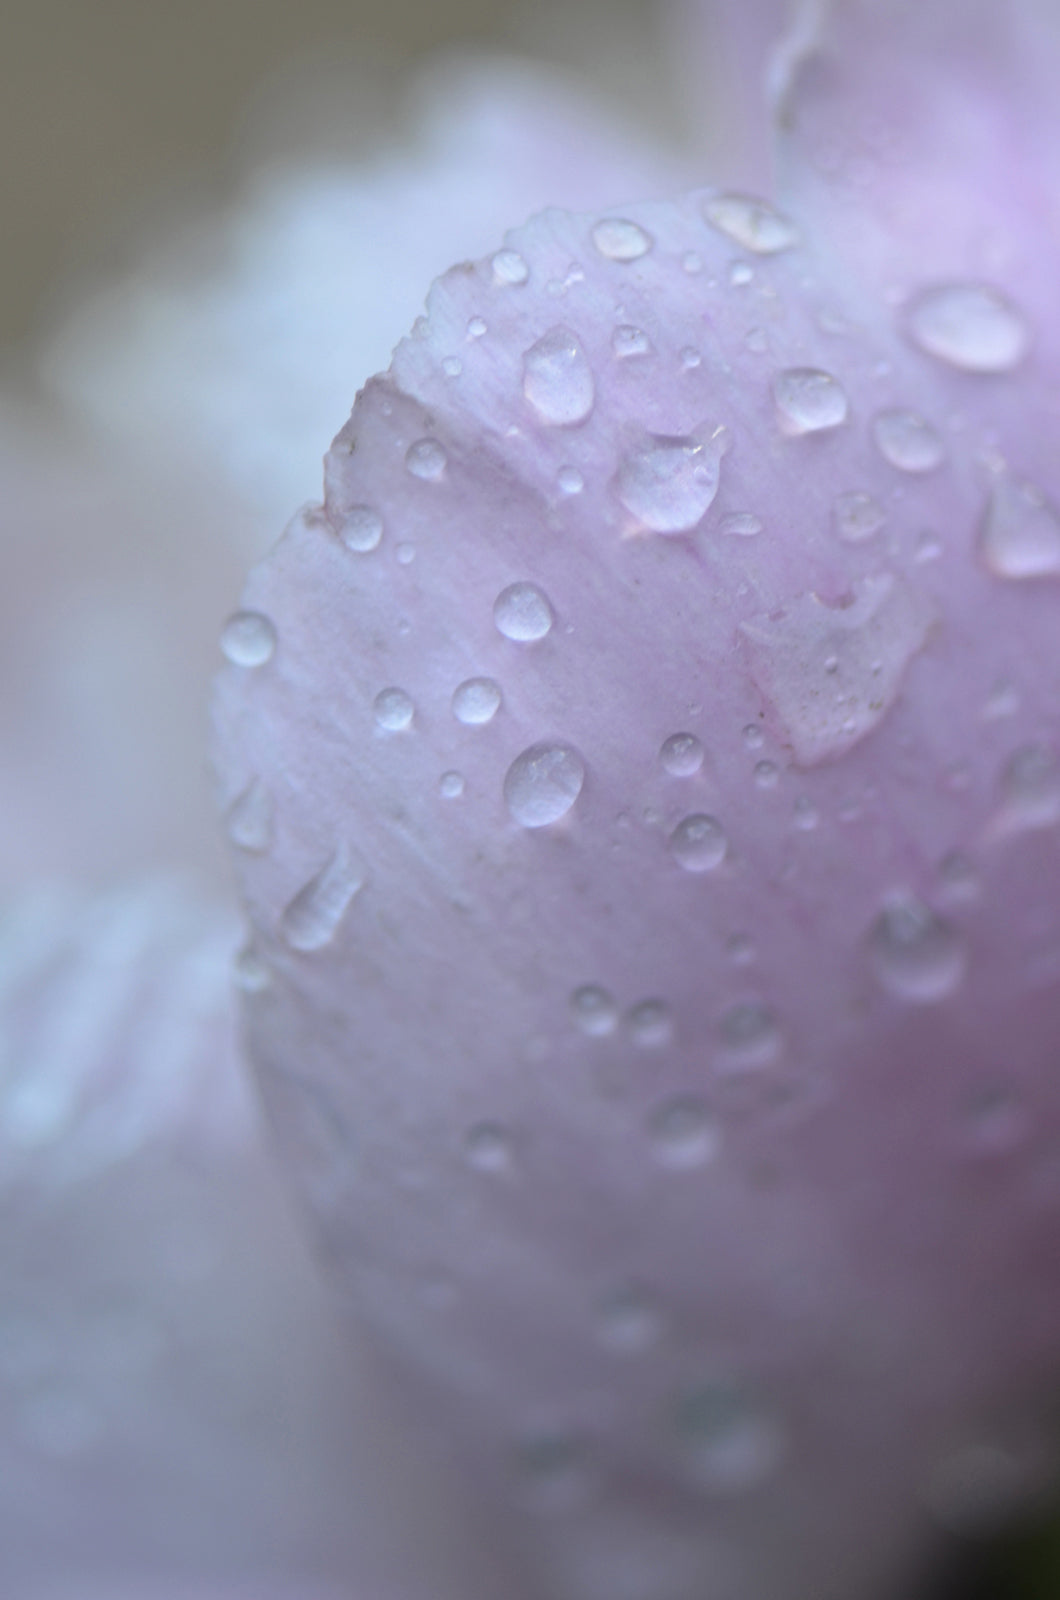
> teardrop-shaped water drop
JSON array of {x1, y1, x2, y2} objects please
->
[
  {"x1": 616, "y1": 433, "x2": 724, "y2": 533},
  {"x1": 592, "y1": 217, "x2": 652, "y2": 261},
  {"x1": 523, "y1": 327, "x2": 595, "y2": 425},
  {"x1": 281, "y1": 848, "x2": 366, "y2": 952},
  {"x1": 703, "y1": 193, "x2": 798, "y2": 254},
  {"x1": 908, "y1": 283, "x2": 1028, "y2": 373},
  {"x1": 979, "y1": 477, "x2": 1060, "y2": 579},
  {"x1": 868, "y1": 897, "x2": 965, "y2": 1002},
  {"x1": 774, "y1": 368, "x2": 848, "y2": 435},
  {"x1": 504, "y1": 743, "x2": 585, "y2": 828}
]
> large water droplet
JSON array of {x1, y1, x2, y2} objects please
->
[
  {"x1": 660, "y1": 733, "x2": 705, "y2": 777},
  {"x1": 649, "y1": 1097, "x2": 720, "y2": 1170},
  {"x1": 492, "y1": 249, "x2": 529, "y2": 286},
  {"x1": 669, "y1": 814, "x2": 727, "y2": 872},
  {"x1": 868, "y1": 897, "x2": 965, "y2": 1002},
  {"x1": 677, "y1": 1382, "x2": 786, "y2": 1493},
  {"x1": 337, "y1": 505, "x2": 383, "y2": 553},
  {"x1": 741, "y1": 574, "x2": 935, "y2": 766},
  {"x1": 373, "y1": 687, "x2": 415, "y2": 731},
  {"x1": 908, "y1": 283, "x2": 1028, "y2": 373},
  {"x1": 405, "y1": 438, "x2": 448, "y2": 479},
  {"x1": 452, "y1": 677, "x2": 502, "y2": 724},
  {"x1": 835, "y1": 490, "x2": 886, "y2": 543},
  {"x1": 505, "y1": 743, "x2": 585, "y2": 827},
  {"x1": 616, "y1": 432, "x2": 724, "y2": 533},
  {"x1": 220, "y1": 610, "x2": 276, "y2": 667},
  {"x1": 592, "y1": 218, "x2": 652, "y2": 261},
  {"x1": 571, "y1": 984, "x2": 619, "y2": 1036},
  {"x1": 226, "y1": 780, "x2": 274, "y2": 853},
  {"x1": 703, "y1": 193, "x2": 798, "y2": 254},
  {"x1": 872, "y1": 409, "x2": 945, "y2": 473},
  {"x1": 494, "y1": 582, "x2": 554, "y2": 641},
  {"x1": 281, "y1": 848, "x2": 366, "y2": 952},
  {"x1": 979, "y1": 477, "x2": 1060, "y2": 579},
  {"x1": 612, "y1": 325, "x2": 652, "y2": 359},
  {"x1": 774, "y1": 368, "x2": 848, "y2": 435},
  {"x1": 523, "y1": 327, "x2": 595, "y2": 425}
]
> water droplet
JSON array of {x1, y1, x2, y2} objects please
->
[
  {"x1": 406, "y1": 438, "x2": 447, "y2": 480},
  {"x1": 726, "y1": 933, "x2": 755, "y2": 966},
  {"x1": 442, "y1": 355, "x2": 463, "y2": 378},
  {"x1": 938, "y1": 850, "x2": 979, "y2": 901},
  {"x1": 719, "y1": 511, "x2": 763, "y2": 537},
  {"x1": 616, "y1": 432, "x2": 724, "y2": 533},
  {"x1": 683, "y1": 250, "x2": 703, "y2": 274},
  {"x1": 914, "y1": 529, "x2": 943, "y2": 563},
  {"x1": 774, "y1": 368, "x2": 848, "y2": 435},
  {"x1": 467, "y1": 316, "x2": 488, "y2": 338},
  {"x1": 660, "y1": 733, "x2": 705, "y2": 777},
  {"x1": 592, "y1": 217, "x2": 652, "y2": 261},
  {"x1": 742, "y1": 724, "x2": 765, "y2": 751},
  {"x1": 440, "y1": 770, "x2": 465, "y2": 799},
  {"x1": 281, "y1": 848, "x2": 366, "y2": 952},
  {"x1": 994, "y1": 743, "x2": 1060, "y2": 832},
  {"x1": 494, "y1": 582, "x2": 554, "y2": 642},
  {"x1": 612, "y1": 325, "x2": 652, "y2": 359},
  {"x1": 979, "y1": 476, "x2": 1060, "y2": 579},
  {"x1": 741, "y1": 574, "x2": 935, "y2": 766},
  {"x1": 337, "y1": 504, "x2": 383, "y2": 552},
  {"x1": 745, "y1": 327, "x2": 769, "y2": 353},
  {"x1": 703, "y1": 193, "x2": 798, "y2": 254},
  {"x1": 396, "y1": 541, "x2": 416, "y2": 565},
  {"x1": 680, "y1": 346, "x2": 701, "y2": 370},
  {"x1": 557, "y1": 465, "x2": 584, "y2": 495},
  {"x1": 835, "y1": 490, "x2": 886, "y2": 543},
  {"x1": 908, "y1": 282, "x2": 1028, "y2": 372},
  {"x1": 596, "y1": 1286, "x2": 661, "y2": 1351},
  {"x1": 868, "y1": 897, "x2": 965, "y2": 1002},
  {"x1": 669, "y1": 814, "x2": 727, "y2": 872},
  {"x1": 718, "y1": 1002, "x2": 782, "y2": 1067},
  {"x1": 523, "y1": 326, "x2": 595, "y2": 425},
  {"x1": 492, "y1": 249, "x2": 529, "y2": 286},
  {"x1": 504, "y1": 743, "x2": 585, "y2": 828},
  {"x1": 220, "y1": 610, "x2": 276, "y2": 667},
  {"x1": 962, "y1": 1087, "x2": 1028, "y2": 1158},
  {"x1": 233, "y1": 943, "x2": 270, "y2": 993},
  {"x1": 983, "y1": 680, "x2": 1019, "y2": 720},
  {"x1": 792, "y1": 796, "x2": 819, "y2": 831},
  {"x1": 753, "y1": 760, "x2": 779, "y2": 790},
  {"x1": 226, "y1": 780, "x2": 273, "y2": 853},
  {"x1": 452, "y1": 676, "x2": 502, "y2": 724},
  {"x1": 677, "y1": 1382, "x2": 786, "y2": 1493},
  {"x1": 729, "y1": 261, "x2": 753, "y2": 287},
  {"x1": 373, "y1": 687, "x2": 414, "y2": 731},
  {"x1": 464, "y1": 1121, "x2": 515, "y2": 1173},
  {"x1": 570, "y1": 984, "x2": 619, "y2": 1038},
  {"x1": 649, "y1": 1097, "x2": 720, "y2": 1169},
  {"x1": 628, "y1": 999, "x2": 673, "y2": 1048},
  {"x1": 872, "y1": 408, "x2": 945, "y2": 473}
]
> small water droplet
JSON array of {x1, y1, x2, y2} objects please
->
[
  {"x1": 677, "y1": 1382, "x2": 786, "y2": 1493},
  {"x1": 994, "y1": 743, "x2": 1060, "y2": 832},
  {"x1": 440, "y1": 770, "x2": 465, "y2": 799},
  {"x1": 336, "y1": 504, "x2": 383, "y2": 552},
  {"x1": 649, "y1": 1097, "x2": 720, "y2": 1169},
  {"x1": 745, "y1": 327, "x2": 769, "y2": 353},
  {"x1": 868, "y1": 897, "x2": 965, "y2": 1002},
  {"x1": 726, "y1": 933, "x2": 755, "y2": 965},
  {"x1": 557, "y1": 465, "x2": 584, "y2": 495},
  {"x1": 596, "y1": 1286, "x2": 661, "y2": 1351},
  {"x1": 669, "y1": 814, "x2": 727, "y2": 872},
  {"x1": 226, "y1": 780, "x2": 273, "y2": 852},
  {"x1": 233, "y1": 943, "x2": 270, "y2": 993},
  {"x1": 719, "y1": 511, "x2": 763, "y2": 538},
  {"x1": 616, "y1": 432, "x2": 724, "y2": 533},
  {"x1": 492, "y1": 249, "x2": 529, "y2": 286},
  {"x1": 774, "y1": 368, "x2": 848, "y2": 435},
  {"x1": 718, "y1": 1002, "x2": 782, "y2": 1067},
  {"x1": 494, "y1": 582, "x2": 554, "y2": 641},
  {"x1": 979, "y1": 476, "x2": 1060, "y2": 579},
  {"x1": 464, "y1": 1121, "x2": 515, "y2": 1173},
  {"x1": 660, "y1": 733, "x2": 705, "y2": 777},
  {"x1": 612, "y1": 325, "x2": 652, "y2": 359},
  {"x1": 704, "y1": 193, "x2": 798, "y2": 254},
  {"x1": 628, "y1": 999, "x2": 673, "y2": 1047},
  {"x1": 938, "y1": 850, "x2": 979, "y2": 901},
  {"x1": 742, "y1": 724, "x2": 765, "y2": 751},
  {"x1": 406, "y1": 438, "x2": 447, "y2": 480},
  {"x1": 504, "y1": 743, "x2": 585, "y2": 828},
  {"x1": 835, "y1": 490, "x2": 886, "y2": 543},
  {"x1": 452, "y1": 676, "x2": 502, "y2": 724},
  {"x1": 680, "y1": 346, "x2": 701, "y2": 370},
  {"x1": 872, "y1": 408, "x2": 945, "y2": 473},
  {"x1": 729, "y1": 261, "x2": 754, "y2": 287},
  {"x1": 792, "y1": 796, "x2": 819, "y2": 831},
  {"x1": 467, "y1": 316, "x2": 488, "y2": 338},
  {"x1": 373, "y1": 687, "x2": 414, "y2": 731},
  {"x1": 914, "y1": 529, "x2": 943, "y2": 563},
  {"x1": 281, "y1": 848, "x2": 366, "y2": 952},
  {"x1": 442, "y1": 355, "x2": 463, "y2": 378},
  {"x1": 908, "y1": 282, "x2": 1028, "y2": 372},
  {"x1": 683, "y1": 250, "x2": 703, "y2": 274},
  {"x1": 523, "y1": 326, "x2": 595, "y2": 425},
  {"x1": 220, "y1": 610, "x2": 276, "y2": 667},
  {"x1": 571, "y1": 984, "x2": 619, "y2": 1036},
  {"x1": 753, "y1": 760, "x2": 779, "y2": 790},
  {"x1": 395, "y1": 541, "x2": 416, "y2": 565},
  {"x1": 962, "y1": 1087, "x2": 1028, "y2": 1158},
  {"x1": 983, "y1": 680, "x2": 1019, "y2": 720},
  {"x1": 592, "y1": 217, "x2": 652, "y2": 261}
]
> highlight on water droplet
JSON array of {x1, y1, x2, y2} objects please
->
[
  {"x1": 660, "y1": 733, "x2": 705, "y2": 777},
  {"x1": 570, "y1": 984, "x2": 619, "y2": 1037},
  {"x1": 337, "y1": 504, "x2": 383, "y2": 553},
  {"x1": 649, "y1": 1096, "x2": 720, "y2": 1170},
  {"x1": 669, "y1": 814, "x2": 727, "y2": 872},
  {"x1": 868, "y1": 896, "x2": 966, "y2": 1002},
  {"x1": 220, "y1": 610, "x2": 276, "y2": 667},
  {"x1": 616, "y1": 430, "x2": 725, "y2": 533},
  {"x1": 373, "y1": 687, "x2": 415, "y2": 731},
  {"x1": 492, "y1": 249, "x2": 529, "y2": 286},
  {"x1": 405, "y1": 438, "x2": 447, "y2": 480},
  {"x1": 494, "y1": 582, "x2": 554, "y2": 642},
  {"x1": 703, "y1": 193, "x2": 798, "y2": 254},
  {"x1": 281, "y1": 847, "x2": 366, "y2": 952},
  {"x1": 979, "y1": 476, "x2": 1060, "y2": 579},
  {"x1": 907, "y1": 282, "x2": 1028, "y2": 373},
  {"x1": 774, "y1": 368, "x2": 848, "y2": 435},
  {"x1": 834, "y1": 490, "x2": 886, "y2": 543},
  {"x1": 452, "y1": 677, "x2": 502, "y2": 725},
  {"x1": 592, "y1": 217, "x2": 653, "y2": 261},
  {"x1": 226, "y1": 779, "x2": 274, "y2": 853},
  {"x1": 871, "y1": 409, "x2": 945, "y2": 473},
  {"x1": 523, "y1": 326, "x2": 595, "y2": 425},
  {"x1": 504, "y1": 742, "x2": 585, "y2": 828}
]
